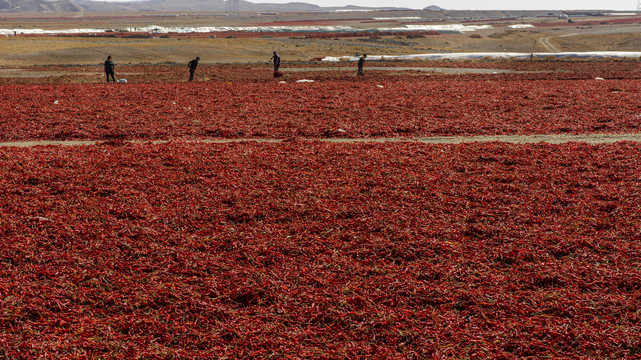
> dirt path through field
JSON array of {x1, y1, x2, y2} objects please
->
[
  {"x1": 537, "y1": 34, "x2": 580, "y2": 53},
  {"x1": 535, "y1": 25, "x2": 641, "y2": 53},
  {"x1": 2, "y1": 134, "x2": 641, "y2": 147}
]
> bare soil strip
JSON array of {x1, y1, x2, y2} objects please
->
[{"x1": 2, "y1": 134, "x2": 641, "y2": 147}]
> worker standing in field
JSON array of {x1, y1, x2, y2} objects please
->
[
  {"x1": 270, "y1": 51, "x2": 281, "y2": 77},
  {"x1": 104, "y1": 55, "x2": 116, "y2": 83},
  {"x1": 357, "y1": 54, "x2": 367, "y2": 76},
  {"x1": 188, "y1": 56, "x2": 200, "y2": 82}
]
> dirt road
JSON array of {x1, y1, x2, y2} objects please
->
[{"x1": 3, "y1": 134, "x2": 641, "y2": 147}]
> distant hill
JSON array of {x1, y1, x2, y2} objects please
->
[
  {"x1": 72, "y1": 0, "x2": 415, "y2": 12},
  {"x1": 74, "y1": 0, "x2": 325, "y2": 12},
  {"x1": 0, "y1": 0, "x2": 81, "y2": 12},
  {"x1": 0, "y1": 0, "x2": 574, "y2": 15},
  {"x1": 1, "y1": 0, "x2": 412, "y2": 13}
]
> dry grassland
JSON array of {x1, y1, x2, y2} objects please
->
[{"x1": 2, "y1": 12, "x2": 641, "y2": 66}]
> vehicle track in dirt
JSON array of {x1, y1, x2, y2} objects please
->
[{"x1": 538, "y1": 33, "x2": 580, "y2": 53}]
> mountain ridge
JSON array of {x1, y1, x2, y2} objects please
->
[
  {"x1": 1, "y1": 0, "x2": 416, "y2": 12},
  {"x1": 0, "y1": 0, "x2": 81, "y2": 12}
]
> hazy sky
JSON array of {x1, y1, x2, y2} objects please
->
[{"x1": 262, "y1": 0, "x2": 636, "y2": 10}]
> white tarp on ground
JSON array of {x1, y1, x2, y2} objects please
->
[
  {"x1": 506, "y1": 24, "x2": 535, "y2": 29},
  {"x1": 0, "y1": 26, "x2": 356, "y2": 35},
  {"x1": 126, "y1": 24, "x2": 494, "y2": 33},
  {"x1": 373, "y1": 17, "x2": 422, "y2": 20},
  {"x1": 381, "y1": 24, "x2": 493, "y2": 32},
  {"x1": 124, "y1": 25, "x2": 356, "y2": 33},
  {"x1": 0, "y1": 28, "x2": 106, "y2": 35},
  {"x1": 322, "y1": 52, "x2": 641, "y2": 62},
  {"x1": 0, "y1": 23, "x2": 493, "y2": 35}
]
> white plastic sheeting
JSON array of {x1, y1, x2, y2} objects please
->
[
  {"x1": 124, "y1": 25, "x2": 355, "y2": 33},
  {"x1": 1, "y1": 23, "x2": 493, "y2": 35},
  {"x1": 506, "y1": 24, "x2": 535, "y2": 29},
  {"x1": 0, "y1": 25, "x2": 356, "y2": 35},
  {"x1": 372, "y1": 17, "x2": 422, "y2": 20},
  {"x1": 322, "y1": 52, "x2": 641, "y2": 62},
  {"x1": 0, "y1": 28, "x2": 105, "y2": 35},
  {"x1": 126, "y1": 24, "x2": 494, "y2": 34},
  {"x1": 381, "y1": 24, "x2": 493, "y2": 32}
]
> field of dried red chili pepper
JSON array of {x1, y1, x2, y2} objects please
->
[
  {"x1": 1, "y1": 141, "x2": 640, "y2": 358},
  {"x1": 1, "y1": 61, "x2": 641, "y2": 358},
  {"x1": 2, "y1": 61, "x2": 641, "y2": 141}
]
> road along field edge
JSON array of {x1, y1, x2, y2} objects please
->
[{"x1": 3, "y1": 134, "x2": 641, "y2": 147}]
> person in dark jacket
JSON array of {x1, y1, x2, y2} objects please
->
[
  {"x1": 357, "y1": 54, "x2": 367, "y2": 76},
  {"x1": 104, "y1": 55, "x2": 116, "y2": 83},
  {"x1": 188, "y1": 56, "x2": 200, "y2": 82},
  {"x1": 270, "y1": 51, "x2": 281, "y2": 77}
]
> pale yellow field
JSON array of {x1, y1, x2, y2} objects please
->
[{"x1": 2, "y1": 11, "x2": 641, "y2": 66}]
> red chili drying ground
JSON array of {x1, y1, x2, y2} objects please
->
[
  {"x1": 2, "y1": 74, "x2": 641, "y2": 141},
  {"x1": 0, "y1": 141, "x2": 640, "y2": 358},
  {"x1": 5, "y1": 61, "x2": 641, "y2": 83}
]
